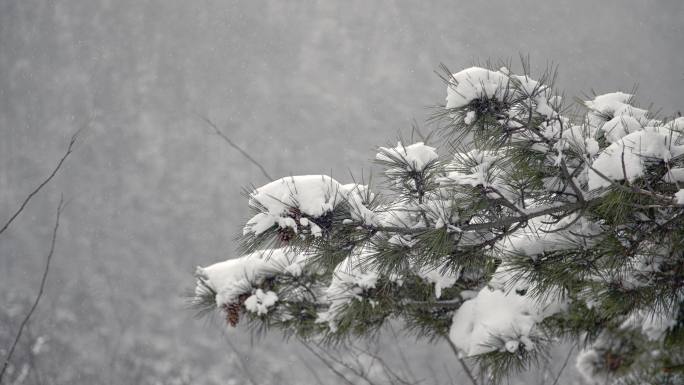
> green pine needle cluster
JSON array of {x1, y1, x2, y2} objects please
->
[{"x1": 193, "y1": 60, "x2": 684, "y2": 384}]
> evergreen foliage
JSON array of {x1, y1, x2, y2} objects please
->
[{"x1": 193, "y1": 61, "x2": 684, "y2": 384}]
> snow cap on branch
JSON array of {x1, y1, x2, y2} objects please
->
[
  {"x1": 243, "y1": 175, "x2": 377, "y2": 236},
  {"x1": 196, "y1": 248, "x2": 306, "y2": 306}
]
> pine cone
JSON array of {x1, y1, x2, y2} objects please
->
[
  {"x1": 604, "y1": 352, "x2": 623, "y2": 371},
  {"x1": 223, "y1": 293, "x2": 251, "y2": 327}
]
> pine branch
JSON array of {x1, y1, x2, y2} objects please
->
[{"x1": 375, "y1": 200, "x2": 590, "y2": 235}]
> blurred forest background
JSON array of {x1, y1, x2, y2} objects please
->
[{"x1": 1, "y1": 1, "x2": 683, "y2": 384}]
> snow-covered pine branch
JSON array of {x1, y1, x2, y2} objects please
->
[{"x1": 193, "y1": 64, "x2": 684, "y2": 384}]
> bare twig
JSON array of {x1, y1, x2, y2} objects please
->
[
  {"x1": 0, "y1": 197, "x2": 64, "y2": 384},
  {"x1": 550, "y1": 344, "x2": 575, "y2": 385},
  {"x1": 299, "y1": 340, "x2": 356, "y2": 385},
  {"x1": 350, "y1": 343, "x2": 416, "y2": 385},
  {"x1": 444, "y1": 336, "x2": 479, "y2": 385},
  {"x1": 295, "y1": 350, "x2": 326, "y2": 385},
  {"x1": 314, "y1": 345, "x2": 381, "y2": 385},
  {"x1": 0, "y1": 131, "x2": 79, "y2": 236},
  {"x1": 222, "y1": 335, "x2": 258, "y2": 385},
  {"x1": 197, "y1": 115, "x2": 273, "y2": 181}
]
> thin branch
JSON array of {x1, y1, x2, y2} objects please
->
[
  {"x1": 550, "y1": 344, "x2": 575, "y2": 385},
  {"x1": 197, "y1": 114, "x2": 273, "y2": 181},
  {"x1": 299, "y1": 340, "x2": 356, "y2": 385},
  {"x1": 350, "y1": 343, "x2": 415, "y2": 385},
  {"x1": 0, "y1": 197, "x2": 64, "y2": 384},
  {"x1": 222, "y1": 334, "x2": 259, "y2": 385},
  {"x1": 376, "y1": 201, "x2": 589, "y2": 235},
  {"x1": 295, "y1": 350, "x2": 326, "y2": 385},
  {"x1": 0, "y1": 131, "x2": 79, "y2": 236},
  {"x1": 444, "y1": 336, "x2": 479, "y2": 385},
  {"x1": 312, "y1": 343, "x2": 382, "y2": 385}
]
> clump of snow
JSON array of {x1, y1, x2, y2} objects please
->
[
  {"x1": 416, "y1": 264, "x2": 459, "y2": 299},
  {"x1": 445, "y1": 67, "x2": 557, "y2": 123},
  {"x1": 464, "y1": 110, "x2": 477, "y2": 124},
  {"x1": 585, "y1": 137, "x2": 600, "y2": 156},
  {"x1": 584, "y1": 92, "x2": 650, "y2": 144},
  {"x1": 676, "y1": 189, "x2": 684, "y2": 204},
  {"x1": 243, "y1": 175, "x2": 377, "y2": 235},
  {"x1": 620, "y1": 310, "x2": 677, "y2": 341},
  {"x1": 588, "y1": 127, "x2": 684, "y2": 190},
  {"x1": 585, "y1": 92, "x2": 633, "y2": 116},
  {"x1": 316, "y1": 248, "x2": 380, "y2": 331},
  {"x1": 195, "y1": 248, "x2": 306, "y2": 306},
  {"x1": 497, "y1": 215, "x2": 600, "y2": 260},
  {"x1": 446, "y1": 67, "x2": 509, "y2": 110},
  {"x1": 440, "y1": 150, "x2": 501, "y2": 188},
  {"x1": 244, "y1": 175, "x2": 339, "y2": 235},
  {"x1": 244, "y1": 289, "x2": 279, "y2": 315},
  {"x1": 376, "y1": 142, "x2": 439, "y2": 171},
  {"x1": 601, "y1": 115, "x2": 643, "y2": 143},
  {"x1": 449, "y1": 287, "x2": 564, "y2": 356},
  {"x1": 508, "y1": 74, "x2": 556, "y2": 118},
  {"x1": 575, "y1": 348, "x2": 604, "y2": 385}
]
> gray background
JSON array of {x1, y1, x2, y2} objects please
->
[{"x1": 1, "y1": 1, "x2": 683, "y2": 384}]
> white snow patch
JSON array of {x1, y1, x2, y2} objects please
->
[
  {"x1": 620, "y1": 310, "x2": 677, "y2": 341},
  {"x1": 416, "y1": 264, "x2": 459, "y2": 299},
  {"x1": 449, "y1": 287, "x2": 564, "y2": 356},
  {"x1": 446, "y1": 67, "x2": 509, "y2": 109},
  {"x1": 585, "y1": 137, "x2": 600, "y2": 156},
  {"x1": 676, "y1": 189, "x2": 684, "y2": 204},
  {"x1": 588, "y1": 127, "x2": 684, "y2": 190},
  {"x1": 243, "y1": 175, "x2": 377, "y2": 235},
  {"x1": 316, "y1": 248, "x2": 379, "y2": 331},
  {"x1": 244, "y1": 289, "x2": 279, "y2": 315},
  {"x1": 196, "y1": 248, "x2": 307, "y2": 306},
  {"x1": 376, "y1": 142, "x2": 439, "y2": 171},
  {"x1": 576, "y1": 348, "x2": 604, "y2": 385}
]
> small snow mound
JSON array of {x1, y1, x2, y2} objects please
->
[
  {"x1": 620, "y1": 311, "x2": 677, "y2": 341},
  {"x1": 244, "y1": 289, "x2": 278, "y2": 315},
  {"x1": 244, "y1": 175, "x2": 377, "y2": 235},
  {"x1": 588, "y1": 127, "x2": 684, "y2": 190},
  {"x1": 416, "y1": 264, "x2": 459, "y2": 299},
  {"x1": 676, "y1": 189, "x2": 684, "y2": 204},
  {"x1": 196, "y1": 248, "x2": 306, "y2": 306},
  {"x1": 448, "y1": 287, "x2": 564, "y2": 356},
  {"x1": 446, "y1": 67, "x2": 509, "y2": 109},
  {"x1": 585, "y1": 92, "x2": 633, "y2": 115},
  {"x1": 576, "y1": 349, "x2": 604, "y2": 385},
  {"x1": 316, "y1": 248, "x2": 379, "y2": 331},
  {"x1": 376, "y1": 142, "x2": 439, "y2": 171}
]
